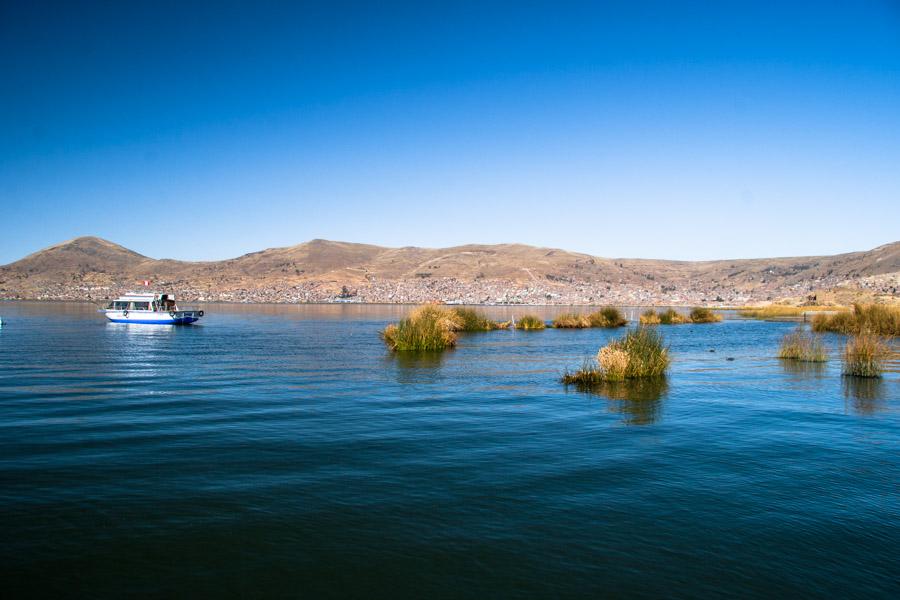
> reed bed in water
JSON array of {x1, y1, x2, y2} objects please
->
[
  {"x1": 689, "y1": 307, "x2": 722, "y2": 323},
  {"x1": 639, "y1": 309, "x2": 661, "y2": 325},
  {"x1": 812, "y1": 303, "x2": 900, "y2": 337},
  {"x1": 553, "y1": 306, "x2": 627, "y2": 329},
  {"x1": 515, "y1": 315, "x2": 546, "y2": 330},
  {"x1": 450, "y1": 307, "x2": 508, "y2": 332},
  {"x1": 778, "y1": 328, "x2": 828, "y2": 362},
  {"x1": 842, "y1": 332, "x2": 890, "y2": 378},
  {"x1": 381, "y1": 305, "x2": 462, "y2": 351},
  {"x1": 552, "y1": 313, "x2": 591, "y2": 328},
  {"x1": 738, "y1": 305, "x2": 847, "y2": 319},
  {"x1": 658, "y1": 309, "x2": 690, "y2": 324},
  {"x1": 589, "y1": 306, "x2": 628, "y2": 328},
  {"x1": 562, "y1": 327, "x2": 670, "y2": 384},
  {"x1": 382, "y1": 305, "x2": 510, "y2": 351},
  {"x1": 641, "y1": 308, "x2": 720, "y2": 324}
]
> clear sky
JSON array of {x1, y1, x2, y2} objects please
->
[{"x1": 1, "y1": 1, "x2": 899, "y2": 264}]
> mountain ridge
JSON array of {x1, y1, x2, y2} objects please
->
[{"x1": 2, "y1": 236, "x2": 898, "y2": 304}]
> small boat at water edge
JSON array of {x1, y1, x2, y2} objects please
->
[{"x1": 100, "y1": 292, "x2": 204, "y2": 325}]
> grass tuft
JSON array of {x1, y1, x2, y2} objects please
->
[
  {"x1": 554, "y1": 307, "x2": 627, "y2": 328},
  {"x1": 515, "y1": 315, "x2": 546, "y2": 330},
  {"x1": 451, "y1": 307, "x2": 507, "y2": 332},
  {"x1": 689, "y1": 307, "x2": 722, "y2": 323},
  {"x1": 552, "y1": 313, "x2": 591, "y2": 328},
  {"x1": 658, "y1": 309, "x2": 690, "y2": 325},
  {"x1": 842, "y1": 332, "x2": 889, "y2": 378},
  {"x1": 778, "y1": 327, "x2": 827, "y2": 362},
  {"x1": 562, "y1": 327, "x2": 670, "y2": 385},
  {"x1": 589, "y1": 306, "x2": 628, "y2": 328},
  {"x1": 381, "y1": 305, "x2": 462, "y2": 351},
  {"x1": 639, "y1": 309, "x2": 661, "y2": 325}
]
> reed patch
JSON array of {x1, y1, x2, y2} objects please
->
[
  {"x1": 553, "y1": 306, "x2": 627, "y2": 328},
  {"x1": 451, "y1": 307, "x2": 508, "y2": 332},
  {"x1": 777, "y1": 328, "x2": 827, "y2": 362},
  {"x1": 812, "y1": 303, "x2": 900, "y2": 337},
  {"x1": 658, "y1": 309, "x2": 690, "y2": 325},
  {"x1": 639, "y1": 309, "x2": 661, "y2": 325},
  {"x1": 842, "y1": 332, "x2": 889, "y2": 378},
  {"x1": 515, "y1": 315, "x2": 546, "y2": 330},
  {"x1": 738, "y1": 305, "x2": 844, "y2": 319},
  {"x1": 589, "y1": 306, "x2": 628, "y2": 328},
  {"x1": 562, "y1": 327, "x2": 670, "y2": 385},
  {"x1": 552, "y1": 313, "x2": 591, "y2": 328},
  {"x1": 381, "y1": 305, "x2": 463, "y2": 351},
  {"x1": 689, "y1": 307, "x2": 722, "y2": 323}
]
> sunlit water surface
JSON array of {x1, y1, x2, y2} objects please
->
[{"x1": 1, "y1": 302, "x2": 898, "y2": 597}]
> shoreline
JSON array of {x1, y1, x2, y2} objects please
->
[{"x1": 0, "y1": 298, "x2": 849, "y2": 310}]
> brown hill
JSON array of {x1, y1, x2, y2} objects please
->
[
  {"x1": 10, "y1": 236, "x2": 149, "y2": 274},
  {"x1": 1, "y1": 236, "x2": 898, "y2": 303}
]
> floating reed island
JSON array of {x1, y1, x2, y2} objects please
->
[
  {"x1": 562, "y1": 327, "x2": 670, "y2": 385},
  {"x1": 381, "y1": 305, "x2": 508, "y2": 351},
  {"x1": 552, "y1": 306, "x2": 627, "y2": 329},
  {"x1": 811, "y1": 303, "x2": 900, "y2": 337},
  {"x1": 639, "y1": 307, "x2": 722, "y2": 325},
  {"x1": 778, "y1": 327, "x2": 827, "y2": 362},
  {"x1": 842, "y1": 332, "x2": 890, "y2": 378}
]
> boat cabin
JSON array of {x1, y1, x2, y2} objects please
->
[{"x1": 107, "y1": 293, "x2": 178, "y2": 312}]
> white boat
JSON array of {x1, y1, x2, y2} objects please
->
[{"x1": 100, "y1": 292, "x2": 204, "y2": 325}]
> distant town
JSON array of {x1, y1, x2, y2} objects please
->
[{"x1": 4, "y1": 271, "x2": 897, "y2": 306}]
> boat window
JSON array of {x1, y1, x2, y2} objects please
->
[
  {"x1": 114, "y1": 301, "x2": 129, "y2": 310},
  {"x1": 133, "y1": 301, "x2": 150, "y2": 310}
]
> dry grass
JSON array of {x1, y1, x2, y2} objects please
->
[
  {"x1": 515, "y1": 315, "x2": 546, "y2": 330},
  {"x1": 811, "y1": 311, "x2": 856, "y2": 334},
  {"x1": 812, "y1": 303, "x2": 900, "y2": 337},
  {"x1": 562, "y1": 327, "x2": 670, "y2": 385},
  {"x1": 778, "y1": 328, "x2": 827, "y2": 362},
  {"x1": 639, "y1": 309, "x2": 661, "y2": 325},
  {"x1": 597, "y1": 346, "x2": 630, "y2": 381},
  {"x1": 553, "y1": 307, "x2": 628, "y2": 328},
  {"x1": 689, "y1": 307, "x2": 722, "y2": 323},
  {"x1": 739, "y1": 305, "x2": 847, "y2": 319},
  {"x1": 658, "y1": 309, "x2": 690, "y2": 325},
  {"x1": 588, "y1": 306, "x2": 628, "y2": 328},
  {"x1": 842, "y1": 332, "x2": 890, "y2": 378},
  {"x1": 451, "y1": 307, "x2": 507, "y2": 332},
  {"x1": 381, "y1": 305, "x2": 462, "y2": 351},
  {"x1": 552, "y1": 313, "x2": 592, "y2": 328}
]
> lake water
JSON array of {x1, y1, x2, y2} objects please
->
[{"x1": 1, "y1": 302, "x2": 898, "y2": 598}]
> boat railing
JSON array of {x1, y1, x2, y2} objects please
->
[{"x1": 175, "y1": 305, "x2": 203, "y2": 312}]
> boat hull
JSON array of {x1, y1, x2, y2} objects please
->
[{"x1": 101, "y1": 310, "x2": 201, "y2": 325}]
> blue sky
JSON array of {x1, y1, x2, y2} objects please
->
[{"x1": 1, "y1": 1, "x2": 899, "y2": 264}]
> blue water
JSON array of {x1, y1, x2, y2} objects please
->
[{"x1": 1, "y1": 302, "x2": 898, "y2": 598}]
